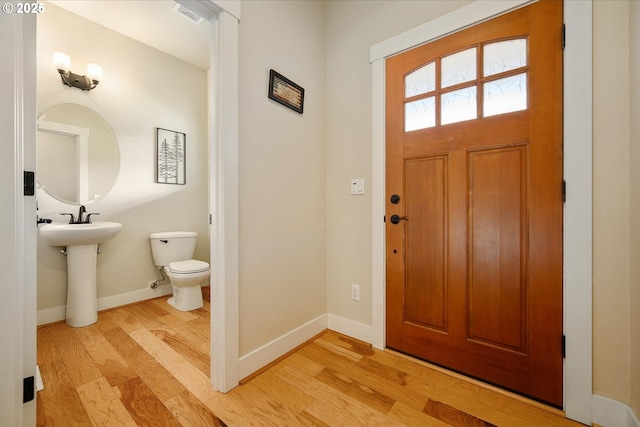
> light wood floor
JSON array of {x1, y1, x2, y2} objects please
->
[{"x1": 37, "y1": 294, "x2": 586, "y2": 427}]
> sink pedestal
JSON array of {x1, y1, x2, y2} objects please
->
[
  {"x1": 65, "y1": 244, "x2": 99, "y2": 327},
  {"x1": 39, "y1": 221, "x2": 122, "y2": 328}
]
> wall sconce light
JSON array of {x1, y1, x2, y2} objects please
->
[{"x1": 53, "y1": 51, "x2": 102, "y2": 91}]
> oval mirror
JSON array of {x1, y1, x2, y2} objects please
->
[{"x1": 37, "y1": 104, "x2": 120, "y2": 205}]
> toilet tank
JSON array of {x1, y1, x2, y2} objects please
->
[{"x1": 149, "y1": 231, "x2": 197, "y2": 267}]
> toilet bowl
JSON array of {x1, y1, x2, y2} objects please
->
[
  {"x1": 149, "y1": 231, "x2": 209, "y2": 312},
  {"x1": 164, "y1": 260, "x2": 209, "y2": 311}
]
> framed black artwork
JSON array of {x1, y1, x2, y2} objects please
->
[{"x1": 268, "y1": 69, "x2": 304, "y2": 114}]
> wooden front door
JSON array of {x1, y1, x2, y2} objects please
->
[{"x1": 385, "y1": 0, "x2": 563, "y2": 407}]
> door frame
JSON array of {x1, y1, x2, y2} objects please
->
[
  {"x1": 181, "y1": 0, "x2": 241, "y2": 393},
  {"x1": 370, "y1": 0, "x2": 593, "y2": 424},
  {"x1": 1, "y1": 10, "x2": 38, "y2": 426},
  {"x1": 207, "y1": 4, "x2": 241, "y2": 393}
]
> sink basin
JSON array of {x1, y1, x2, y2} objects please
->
[{"x1": 40, "y1": 221, "x2": 122, "y2": 247}]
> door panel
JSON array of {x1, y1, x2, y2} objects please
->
[
  {"x1": 385, "y1": 0, "x2": 563, "y2": 407},
  {"x1": 468, "y1": 145, "x2": 528, "y2": 354},
  {"x1": 405, "y1": 156, "x2": 448, "y2": 332}
]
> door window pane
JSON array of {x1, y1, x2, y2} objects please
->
[
  {"x1": 484, "y1": 39, "x2": 527, "y2": 77},
  {"x1": 441, "y1": 48, "x2": 476, "y2": 88},
  {"x1": 405, "y1": 97, "x2": 436, "y2": 131},
  {"x1": 441, "y1": 87, "x2": 477, "y2": 125},
  {"x1": 484, "y1": 73, "x2": 527, "y2": 117},
  {"x1": 405, "y1": 62, "x2": 436, "y2": 97}
]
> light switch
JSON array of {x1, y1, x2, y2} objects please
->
[{"x1": 351, "y1": 179, "x2": 365, "y2": 195}]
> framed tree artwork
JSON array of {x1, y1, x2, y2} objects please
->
[{"x1": 156, "y1": 128, "x2": 186, "y2": 185}]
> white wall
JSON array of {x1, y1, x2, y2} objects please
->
[
  {"x1": 237, "y1": 0, "x2": 327, "y2": 357},
  {"x1": 325, "y1": 0, "x2": 472, "y2": 328},
  {"x1": 36, "y1": 5, "x2": 209, "y2": 318},
  {"x1": 628, "y1": 0, "x2": 640, "y2": 419},
  {"x1": 592, "y1": 0, "x2": 632, "y2": 407}
]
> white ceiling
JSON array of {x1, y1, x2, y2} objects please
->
[{"x1": 49, "y1": 0, "x2": 210, "y2": 70}]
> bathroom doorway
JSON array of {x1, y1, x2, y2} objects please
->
[{"x1": 35, "y1": 0, "x2": 240, "y2": 393}]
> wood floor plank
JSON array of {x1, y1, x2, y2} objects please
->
[
  {"x1": 387, "y1": 401, "x2": 453, "y2": 427},
  {"x1": 152, "y1": 328, "x2": 210, "y2": 376},
  {"x1": 250, "y1": 370, "x2": 315, "y2": 414},
  {"x1": 300, "y1": 341, "x2": 427, "y2": 412},
  {"x1": 369, "y1": 349, "x2": 580, "y2": 427},
  {"x1": 37, "y1": 324, "x2": 62, "y2": 365},
  {"x1": 113, "y1": 376, "x2": 182, "y2": 427},
  {"x1": 293, "y1": 411, "x2": 333, "y2": 427},
  {"x1": 100, "y1": 307, "x2": 144, "y2": 333},
  {"x1": 92, "y1": 310, "x2": 121, "y2": 332},
  {"x1": 165, "y1": 390, "x2": 227, "y2": 427},
  {"x1": 38, "y1": 360, "x2": 93, "y2": 427},
  {"x1": 275, "y1": 364, "x2": 397, "y2": 426},
  {"x1": 76, "y1": 377, "x2": 137, "y2": 427},
  {"x1": 318, "y1": 331, "x2": 376, "y2": 357},
  {"x1": 314, "y1": 367, "x2": 395, "y2": 414},
  {"x1": 423, "y1": 398, "x2": 497, "y2": 427},
  {"x1": 354, "y1": 354, "x2": 435, "y2": 411},
  {"x1": 102, "y1": 326, "x2": 188, "y2": 402},
  {"x1": 193, "y1": 302, "x2": 210, "y2": 314},
  {"x1": 355, "y1": 354, "x2": 409, "y2": 386},
  {"x1": 227, "y1": 380, "x2": 308, "y2": 427},
  {"x1": 204, "y1": 389, "x2": 278, "y2": 427},
  {"x1": 168, "y1": 317, "x2": 211, "y2": 353},
  {"x1": 156, "y1": 312, "x2": 195, "y2": 332},
  {"x1": 150, "y1": 297, "x2": 199, "y2": 322},
  {"x1": 128, "y1": 327, "x2": 217, "y2": 404},
  {"x1": 46, "y1": 322, "x2": 102, "y2": 387},
  {"x1": 124, "y1": 301, "x2": 177, "y2": 334},
  {"x1": 73, "y1": 324, "x2": 138, "y2": 387},
  {"x1": 274, "y1": 352, "x2": 325, "y2": 377},
  {"x1": 476, "y1": 387, "x2": 585, "y2": 427},
  {"x1": 313, "y1": 337, "x2": 365, "y2": 362},
  {"x1": 300, "y1": 341, "x2": 364, "y2": 368}
]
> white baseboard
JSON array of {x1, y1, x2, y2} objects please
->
[
  {"x1": 327, "y1": 313, "x2": 373, "y2": 344},
  {"x1": 593, "y1": 394, "x2": 640, "y2": 427},
  {"x1": 238, "y1": 314, "x2": 328, "y2": 379},
  {"x1": 37, "y1": 305, "x2": 66, "y2": 326},
  {"x1": 37, "y1": 284, "x2": 173, "y2": 326}
]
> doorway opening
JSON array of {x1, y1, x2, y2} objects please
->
[{"x1": 34, "y1": 0, "x2": 240, "y2": 394}]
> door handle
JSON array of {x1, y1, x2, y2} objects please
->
[{"x1": 390, "y1": 214, "x2": 408, "y2": 224}]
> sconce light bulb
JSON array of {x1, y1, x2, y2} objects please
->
[
  {"x1": 87, "y1": 63, "x2": 103, "y2": 83},
  {"x1": 53, "y1": 51, "x2": 70, "y2": 73}
]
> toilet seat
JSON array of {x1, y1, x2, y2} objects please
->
[{"x1": 168, "y1": 259, "x2": 209, "y2": 274}]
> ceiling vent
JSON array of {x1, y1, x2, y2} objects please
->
[{"x1": 172, "y1": 3, "x2": 205, "y2": 25}]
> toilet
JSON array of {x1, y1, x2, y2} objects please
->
[{"x1": 149, "y1": 231, "x2": 209, "y2": 311}]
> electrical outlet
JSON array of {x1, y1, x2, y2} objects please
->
[{"x1": 351, "y1": 283, "x2": 360, "y2": 301}]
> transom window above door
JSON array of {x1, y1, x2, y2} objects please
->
[{"x1": 404, "y1": 38, "x2": 528, "y2": 132}]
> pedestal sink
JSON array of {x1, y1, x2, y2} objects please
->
[{"x1": 40, "y1": 222, "x2": 122, "y2": 327}]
